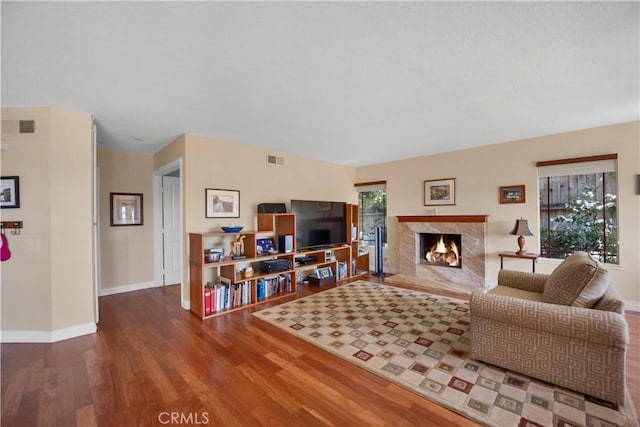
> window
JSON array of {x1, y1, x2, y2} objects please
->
[
  {"x1": 537, "y1": 155, "x2": 618, "y2": 264},
  {"x1": 355, "y1": 181, "x2": 387, "y2": 247}
]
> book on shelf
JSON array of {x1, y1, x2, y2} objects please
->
[
  {"x1": 213, "y1": 280, "x2": 252, "y2": 310},
  {"x1": 215, "y1": 285, "x2": 228, "y2": 311},
  {"x1": 337, "y1": 261, "x2": 348, "y2": 279},
  {"x1": 257, "y1": 274, "x2": 291, "y2": 301},
  {"x1": 204, "y1": 286, "x2": 213, "y2": 315}
]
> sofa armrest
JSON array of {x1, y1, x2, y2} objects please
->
[
  {"x1": 497, "y1": 270, "x2": 549, "y2": 293},
  {"x1": 470, "y1": 291, "x2": 629, "y2": 349}
]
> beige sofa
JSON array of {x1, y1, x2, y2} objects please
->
[{"x1": 470, "y1": 251, "x2": 629, "y2": 404}]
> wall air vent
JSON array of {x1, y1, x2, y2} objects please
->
[
  {"x1": 1, "y1": 119, "x2": 36, "y2": 135},
  {"x1": 266, "y1": 154, "x2": 285, "y2": 166},
  {"x1": 19, "y1": 120, "x2": 35, "y2": 134}
]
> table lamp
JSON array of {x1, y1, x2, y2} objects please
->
[{"x1": 510, "y1": 218, "x2": 533, "y2": 254}]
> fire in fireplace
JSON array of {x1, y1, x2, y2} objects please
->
[{"x1": 420, "y1": 233, "x2": 462, "y2": 268}]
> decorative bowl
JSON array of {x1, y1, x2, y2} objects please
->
[{"x1": 221, "y1": 226, "x2": 244, "y2": 233}]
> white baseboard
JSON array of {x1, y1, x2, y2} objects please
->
[
  {"x1": 625, "y1": 300, "x2": 640, "y2": 313},
  {"x1": 99, "y1": 281, "x2": 159, "y2": 296},
  {"x1": 1, "y1": 322, "x2": 97, "y2": 343},
  {"x1": 99, "y1": 281, "x2": 190, "y2": 310},
  {"x1": 51, "y1": 322, "x2": 97, "y2": 342}
]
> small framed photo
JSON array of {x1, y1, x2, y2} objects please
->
[
  {"x1": 256, "y1": 238, "x2": 276, "y2": 255},
  {"x1": 499, "y1": 184, "x2": 526, "y2": 204},
  {"x1": 316, "y1": 266, "x2": 333, "y2": 279},
  {"x1": 0, "y1": 176, "x2": 20, "y2": 209},
  {"x1": 110, "y1": 193, "x2": 143, "y2": 226},
  {"x1": 424, "y1": 178, "x2": 456, "y2": 206},
  {"x1": 205, "y1": 188, "x2": 240, "y2": 218}
]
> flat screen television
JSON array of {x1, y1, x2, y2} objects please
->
[{"x1": 291, "y1": 200, "x2": 347, "y2": 250}]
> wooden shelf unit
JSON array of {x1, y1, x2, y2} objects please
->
[
  {"x1": 294, "y1": 245, "x2": 351, "y2": 284},
  {"x1": 347, "y1": 204, "x2": 370, "y2": 278},
  {"x1": 189, "y1": 206, "x2": 369, "y2": 319},
  {"x1": 293, "y1": 204, "x2": 369, "y2": 284},
  {"x1": 189, "y1": 213, "x2": 297, "y2": 319}
]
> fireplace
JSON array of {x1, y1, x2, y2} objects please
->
[
  {"x1": 397, "y1": 215, "x2": 489, "y2": 289},
  {"x1": 420, "y1": 233, "x2": 462, "y2": 268}
]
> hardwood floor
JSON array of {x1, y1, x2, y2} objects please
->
[
  {"x1": 2, "y1": 275, "x2": 638, "y2": 426},
  {"x1": 163, "y1": 284, "x2": 182, "y2": 297}
]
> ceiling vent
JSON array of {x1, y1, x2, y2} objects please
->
[
  {"x1": 266, "y1": 154, "x2": 285, "y2": 166},
  {"x1": 1, "y1": 119, "x2": 36, "y2": 135}
]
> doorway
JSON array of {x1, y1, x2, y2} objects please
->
[{"x1": 153, "y1": 159, "x2": 186, "y2": 309}]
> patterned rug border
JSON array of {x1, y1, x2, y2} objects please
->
[{"x1": 253, "y1": 280, "x2": 638, "y2": 427}]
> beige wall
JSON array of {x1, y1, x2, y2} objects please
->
[
  {"x1": 4, "y1": 106, "x2": 637, "y2": 337},
  {"x1": 183, "y1": 133, "x2": 356, "y2": 233},
  {"x1": 49, "y1": 108, "x2": 95, "y2": 330},
  {"x1": 101, "y1": 132, "x2": 357, "y2": 302},
  {"x1": 104, "y1": 133, "x2": 356, "y2": 303},
  {"x1": 153, "y1": 134, "x2": 186, "y2": 170},
  {"x1": 180, "y1": 133, "x2": 356, "y2": 301},
  {"x1": 1, "y1": 107, "x2": 95, "y2": 335},
  {"x1": 3, "y1": 105, "x2": 635, "y2": 341},
  {"x1": 356, "y1": 121, "x2": 640, "y2": 306},
  {"x1": 97, "y1": 147, "x2": 154, "y2": 291},
  {"x1": 1, "y1": 107, "x2": 53, "y2": 331}
]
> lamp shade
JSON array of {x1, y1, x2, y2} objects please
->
[{"x1": 509, "y1": 218, "x2": 533, "y2": 237}]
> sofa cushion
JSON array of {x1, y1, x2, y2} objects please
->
[
  {"x1": 593, "y1": 285, "x2": 625, "y2": 314},
  {"x1": 488, "y1": 285, "x2": 544, "y2": 302},
  {"x1": 541, "y1": 251, "x2": 610, "y2": 308}
]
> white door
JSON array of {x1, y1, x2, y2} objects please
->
[{"x1": 162, "y1": 176, "x2": 182, "y2": 285}]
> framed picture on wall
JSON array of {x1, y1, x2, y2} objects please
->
[
  {"x1": 110, "y1": 193, "x2": 143, "y2": 226},
  {"x1": 424, "y1": 178, "x2": 456, "y2": 206},
  {"x1": 0, "y1": 176, "x2": 20, "y2": 209},
  {"x1": 499, "y1": 184, "x2": 526, "y2": 204},
  {"x1": 205, "y1": 188, "x2": 240, "y2": 218}
]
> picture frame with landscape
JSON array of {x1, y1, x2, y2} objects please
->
[
  {"x1": 499, "y1": 184, "x2": 526, "y2": 204},
  {"x1": 205, "y1": 188, "x2": 240, "y2": 218},
  {"x1": 424, "y1": 178, "x2": 456, "y2": 206}
]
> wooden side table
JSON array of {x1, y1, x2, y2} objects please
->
[{"x1": 498, "y1": 252, "x2": 540, "y2": 273}]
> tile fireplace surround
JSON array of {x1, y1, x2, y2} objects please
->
[{"x1": 397, "y1": 215, "x2": 489, "y2": 288}]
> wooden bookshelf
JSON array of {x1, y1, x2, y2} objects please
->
[
  {"x1": 189, "y1": 213, "x2": 297, "y2": 319},
  {"x1": 189, "y1": 206, "x2": 369, "y2": 320}
]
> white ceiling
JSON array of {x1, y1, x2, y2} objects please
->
[{"x1": 2, "y1": 1, "x2": 638, "y2": 167}]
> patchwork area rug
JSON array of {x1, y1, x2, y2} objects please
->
[{"x1": 253, "y1": 281, "x2": 637, "y2": 427}]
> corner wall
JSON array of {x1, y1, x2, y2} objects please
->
[
  {"x1": 97, "y1": 147, "x2": 154, "y2": 294},
  {"x1": 1, "y1": 107, "x2": 95, "y2": 341}
]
